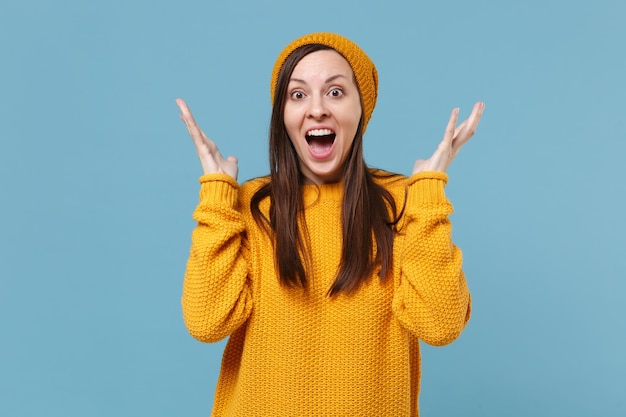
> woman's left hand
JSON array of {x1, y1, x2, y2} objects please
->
[{"x1": 412, "y1": 101, "x2": 485, "y2": 174}]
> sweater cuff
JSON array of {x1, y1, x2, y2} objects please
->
[
  {"x1": 406, "y1": 171, "x2": 449, "y2": 206},
  {"x1": 198, "y1": 174, "x2": 239, "y2": 207}
]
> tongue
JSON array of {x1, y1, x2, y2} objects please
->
[{"x1": 307, "y1": 135, "x2": 334, "y2": 154}]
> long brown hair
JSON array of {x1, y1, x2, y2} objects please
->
[{"x1": 251, "y1": 44, "x2": 401, "y2": 296}]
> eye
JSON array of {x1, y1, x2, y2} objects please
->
[
  {"x1": 329, "y1": 88, "x2": 344, "y2": 97},
  {"x1": 290, "y1": 90, "x2": 305, "y2": 100}
]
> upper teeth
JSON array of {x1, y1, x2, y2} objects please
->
[{"x1": 307, "y1": 129, "x2": 334, "y2": 137}]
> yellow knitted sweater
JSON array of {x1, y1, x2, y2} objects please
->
[{"x1": 182, "y1": 170, "x2": 471, "y2": 417}]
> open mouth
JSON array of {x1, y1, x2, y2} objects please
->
[{"x1": 306, "y1": 129, "x2": 336, "y2": 155}]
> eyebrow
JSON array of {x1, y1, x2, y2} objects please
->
[{"x1": 289, "y1": 74, "x2": 350, "y2": 84}]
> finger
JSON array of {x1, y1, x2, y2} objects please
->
[
  {"x1": 458, "y1": 102, "x2": 484, "y2": 139},
  {"x1": 176, "y1": 98, "x2": 211, "y2": 151},
  {"x1": 176, "y1": 98, "x2": 203, "y2": 134},
  {"x1": 453, "y1": 119, "x2": 468, "y2": 138},
  {"x1": 453, "y1": 102, "x2": 485, "y2": 149},
  {"x1": 176, "y1": 98, "x2": 196, "y2": 126},
  {"x1": 434, "y1": 107, "x2": 459, "y2": 159},
  {"x1": 442, "y1": 108, "x2": 460, "y2": 147},
  {"x1": 464, "y1": 101, "x2": 484, "y2": 132},
  {"x1": 470, "y1": 101, "x2": 485, "y2": 131}
]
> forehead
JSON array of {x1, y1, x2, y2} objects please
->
[{"x1": 291, "y1": 49, "x2": 355, "y2": 81}]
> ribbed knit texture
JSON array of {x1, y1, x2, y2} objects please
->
[
  {"x1": 182, "y1": 171, "x2": 471, "y2": 417},
  {"x1": 270, "y1": 32, "x2": 378, "y2": 132}
]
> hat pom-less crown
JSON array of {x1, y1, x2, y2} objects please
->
[{"x1": 270, "y1": 32, "x2": 378, "y2": 132}]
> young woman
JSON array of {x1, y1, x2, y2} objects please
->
[{"x1": 177, "y1": 32, "x2": 484, "y2": 417}]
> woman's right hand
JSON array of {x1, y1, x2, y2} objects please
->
[{"x1": 176, "y1": 98, "x2": 239, "y2": 180}]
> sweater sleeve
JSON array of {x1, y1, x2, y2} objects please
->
[
  {"x1": 392, "y1": 171, "x2": 471, "y2": 346},
  {"x1": 181, "y1": 174, "x2": 253, "y2": 343}
]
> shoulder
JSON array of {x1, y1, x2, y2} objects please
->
[
  {"x1": 370, "y1": 168, "x2": 408, "y2": 199},
  {"x1": 240, "y1": 176, "x2": 270, "y2": 198},
  {"x1": 237, "y1": 176, "x2": 271, "y2": 215}
]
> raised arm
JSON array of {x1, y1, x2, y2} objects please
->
[
  {"x1": 177, "y1": 99, "x2": 252, "y2": 342},
  {"x1": 393, "y1": 172, "x2": 470, "y2": 346},
  {"x1": 393, "y1": 102, "x2": 484, "y2": 345}
]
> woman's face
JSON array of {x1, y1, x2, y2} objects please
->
[{"x1": 283, "y1": 49, "x2": 362, "y2": 185}]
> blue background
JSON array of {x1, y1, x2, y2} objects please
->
[{"x1": 1, "y1": 0, "x2": 624, "y2": 415}]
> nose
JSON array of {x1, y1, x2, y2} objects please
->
[{"x1": 307, "y1": 94, "x2": 329, "y2": 120}]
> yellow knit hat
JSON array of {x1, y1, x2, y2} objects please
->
[{"x1": 270, "y1": 32, "x2": 378, "y2": 132}]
